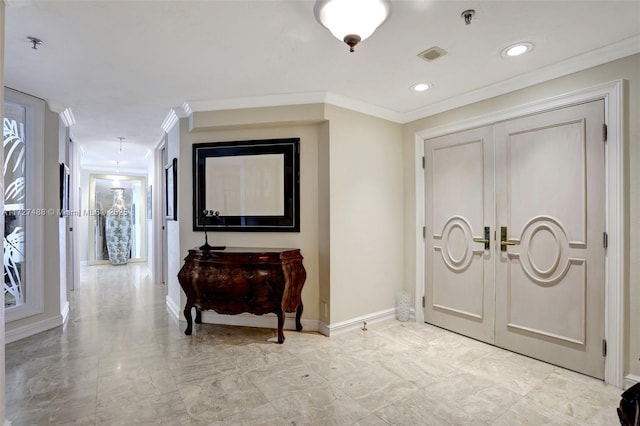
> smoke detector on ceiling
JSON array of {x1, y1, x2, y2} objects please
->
[{"x1": 417, "y1": 46, "x2": 447, "y2": 62}]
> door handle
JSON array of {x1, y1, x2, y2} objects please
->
[
  {"x1": 473, "y1": 226, "x2": 491, "y2": 250},
  {"x1": 500, "y1": 226, "x2": 518, "y2": 251}
]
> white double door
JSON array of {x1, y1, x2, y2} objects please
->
[{"x1": 424, "y1": 100, "x2": 605, "y2": 379}]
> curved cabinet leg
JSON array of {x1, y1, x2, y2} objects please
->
[
  {"x1": 195, "y1": 308, "x2": 202, "y2": 324},
  {"x1": 295, "y1": 303, "x2": 304, "y2": 332},
  {"x1": 276, "y1": 308, "x2": 285, "y2": 344},
  {"x1": 184, "y1": 304, "x2": 193, "y2": 335}
]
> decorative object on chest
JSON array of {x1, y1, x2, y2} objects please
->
[{"x1": 177, "y1": 247, "x2": 306, "y2": 344}]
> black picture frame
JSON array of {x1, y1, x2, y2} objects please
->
[
  {"x1": 165, "y1": 158, "x2": 177, "y2": 221},
  {"x1": 59, "y1": 162, "x2": 70, "y2": 217},
  {"x1": 193, "y1": 138, "x2": 300, "y2": 232}
]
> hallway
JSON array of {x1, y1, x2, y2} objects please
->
[{"x1": 5, "y1": 263, "x2": 622, "y2": 425}]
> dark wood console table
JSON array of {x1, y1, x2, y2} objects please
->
[{"x1": 177, "y1": 247, "x2": 306, "y2": 343}]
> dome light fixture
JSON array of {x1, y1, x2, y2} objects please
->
[
  {"x1": 411, "y1": 82, "x2": 432, "y2": 92},
  {"x1": 502, "y1": 42, "x2": 534, "y2": 58},
  {"x1": 314, "y1": 0, "x2": 391, "y2": 52}
]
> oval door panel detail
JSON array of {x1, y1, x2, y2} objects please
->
[
  {"x1": 436, "y1": 216, "x2": 483, "y2": 273},
  {"x1": 511, "y1": 216, "x2": 577, "y2": 286}
]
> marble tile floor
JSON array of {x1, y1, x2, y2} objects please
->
[{"x1": 5, "y1": 263, "x2": 624, "y2": 425}]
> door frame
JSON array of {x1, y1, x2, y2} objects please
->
[
  {"x1": 152, "y1": 138, "x2": 168, "y2": 287},
  {"x1": 413, "y1": 80, "x2": 624, "y2": 387}
]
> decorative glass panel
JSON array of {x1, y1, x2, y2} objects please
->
[{"x1": 3, "y1": 101, "x2": 27, "y2": 308}]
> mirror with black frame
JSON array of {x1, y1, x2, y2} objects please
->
[{"x1": 192, "y1": 138, "x2": 300, "y2": 232}]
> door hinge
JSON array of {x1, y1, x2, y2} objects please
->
[
  {"x1": 602, "y1": 124, "x2": 608, "y2": 142},
  {"x1": 603, "y1": 231, "x2": 608, "y2": 249},
  {"x1": 602, "y1": 339, "x2": 607, "y2": 357},
  {"x1": 422, "y1": 226, "x2": 426, "y2": 239},
  {"x1": 422, "y1": 156, "x2": 425, "y2": 169},
  {"x1": 422, "y1": 296, "x2": 425, "y2": 308}
]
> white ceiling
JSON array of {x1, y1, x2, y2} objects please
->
[{"x1": 4, "y1": 0, "x2": 640, "y2": 172}]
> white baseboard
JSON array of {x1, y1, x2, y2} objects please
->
[
  {"x1": 169, "y1": 305, "x2": 397, "y2": 339},
  {"x1": 199, "y1": 311, "x2": 319, "y2": 333},
  {"x1": 166, "y1": 296, "x2": 180, "y2": 321},
  {"x1": 624, "y1": 374, "x2": 640, "y2": 389},
  {"x1": 326, "y1": 308, "x2": 396, "y2": 336},
  {"x1": 167, "y1": 306, "x2": 396, "y2": 336},
  {"x1": 5, "y1": 314, "x2": 64, "y2": 344},
  {"x1": 60, "y1": 301, "x2": 70, "y2": 325},
  {"x1": 318, "y1": 320, "x2": 330, "y2": 337}
]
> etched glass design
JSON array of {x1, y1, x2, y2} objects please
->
[{"x1": 3, "y1": 102, "x2": 27, "y2": 308}]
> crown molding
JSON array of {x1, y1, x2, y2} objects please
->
[
  {"x1": 160, "y1": 110, "x2": 179, "y2": 133},
  {"x1": 164, "y1": 36, "x2": 639, "y2": 130},
  {"x1": 401, "y1": 35, "x2": 640, "y2": 123},
  {"x1": 185, "y1": 91, "x2": 327, "y2": 114},
  {"x1": 181, "y1": 101, "x2": 192, "y2": 116},
  {"x1": 79, "y1": 165, "x2": 148, "y2": 175},
  {"x1": 184, "y1": 91, "x2": 404, "y2": 123},
  {"x1": 46, "y1": 102, "x2": 76, "y2": 127},
  {"x1": 324, "y1": 92, "x2": 404, "y2": 122},
  {"x1": 46, "y1": 101, "x2": 64, "y2": 114},
  {"x1": 60, "y1": 108, "x2": 76, "y2": 127},
  {"x1": 160, "y1": 105, "x2": 190, "y2": 133}
]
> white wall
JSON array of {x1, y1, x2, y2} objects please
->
[
  {"x1": 325, "y1": 105, "x2": 404, "y2": 325},
  {"x1": 164, "y1": 103, "x2": 404, "y2": 333},
  {"x1": 175, "y1": 117, "x2": 321, "y2": 323},
  {"x1": 78, "y1": 169, "x2": 90, "y2": 264},
  {"x1": 146, "y1": 149, "x2": 154, "y2": 279},
  {"x1": 57, "y1": 120, "x2": 69, "y2": 320},
  {"x1": 165, "y1": 123, "x2": 182, "y2": 318}
]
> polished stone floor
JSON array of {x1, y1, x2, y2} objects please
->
[{"x1": 5, "y1": 263, "x2": 623, "y2": 425}]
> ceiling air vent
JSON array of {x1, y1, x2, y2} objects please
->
[{"x1": 418, "y1": 46, "x2": 447, "y2": 62}]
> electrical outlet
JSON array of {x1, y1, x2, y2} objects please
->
[{"x1": 321, "y1": 301, "x2": 328, "y2": 318}]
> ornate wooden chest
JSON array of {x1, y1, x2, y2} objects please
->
[{"x1": 177, "y1": 247, "x2": 306, "y2": 343}]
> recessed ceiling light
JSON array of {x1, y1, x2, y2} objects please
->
[
  {"x1": 502, "y1": 42, "x2": 533, "y2": 58},
  {"x1": 411, "y1": 82, "x2": 432, "y2": 92}
]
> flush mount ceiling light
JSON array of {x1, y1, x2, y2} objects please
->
[
  {"x1": 411, "y1": 82, "x2": 432, "y2": 92},
  {"x1": 502, "y1": 42, "x2": 534, "y2": 58},
  {"x1": 314, "y1": 0, "x2": 391, "y2": 52}
]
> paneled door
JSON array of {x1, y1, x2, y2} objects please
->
[
  {"x1": 424, "y1": 126, "x2": 495, "y2": 344},
  {"x1": 493, "y1": 100, "x2": 605, "y2": 379},
  {"x1": 424, "y1": 100, "x2": 605, "y2": 378}
]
